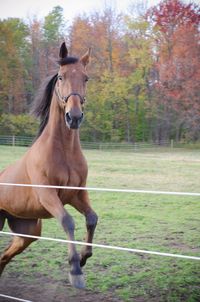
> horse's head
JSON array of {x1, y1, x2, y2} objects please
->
[{"x1": 56, "y1": 42, "x2": 91, "y2": 130}]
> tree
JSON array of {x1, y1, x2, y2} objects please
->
[
  {"x1": 70, "y1": 9, "x2": 126, "y2": 141},
  {"x1": 0, "y1": 18, "x2": 30, "y2": 114},
  {"x1": 147, "y1": 0, "x2": 200, "y2": 141},
  {"x1": 29, "y1": 17, "x2": 43, "y2": 92},
  {"x1": 43, "y1": 6, "x2": 67, "y2": 76},
  {"x1": 0, "y1": 2, "x2": 199, "y2": 143},
  {"x1": 120, "y1": 16, "x2": 154, "y2": 141}
]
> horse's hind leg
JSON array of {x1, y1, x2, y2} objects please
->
[
  {"x1": 0, "y1": 217, "x2": 41, "y2": 276},
  {"x1": 0, "y1": 210, "x2": 6, "y2": 231}
]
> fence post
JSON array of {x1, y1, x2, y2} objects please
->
[
  {"x1": 134, "y1": 143, "x2": 137, "y2": 152},
  {"x1": 12, "y1": 135, "x2": 15, "y2": 147},
  {"x1": 171, "y1": 139, "x2": 174, "y2": 149}
]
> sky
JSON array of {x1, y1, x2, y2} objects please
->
[
  {"x1": 2, "y1": 0, "x2": 131, "y2": 21},
  {"x1": 0, "y1": 0, "x2": 199, "y2": 22}
]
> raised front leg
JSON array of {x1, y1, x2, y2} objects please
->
[
  {"x1": 70, "y1": 190, "x2": 98, "y2": 267},
  {"x1": 60, "y1": 211, "x2": 84, "y2": 288},
  {"x1": 34, "y1": 187, "x2": 85, "y2": 289},
  {"x1": 80, "y1": 210, "x2": 98, "y2": 267}
]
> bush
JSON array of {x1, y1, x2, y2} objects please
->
[{"x1": 0, "y1": 114, "x2": 39, "y2": 136}]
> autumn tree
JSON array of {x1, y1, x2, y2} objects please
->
[
  {"x1": 0, "y1": 18, "x2": 30, "y2": 114},
  {"x1": 147, "y1": 0, "x2": 200, "y2": 141},
  {"x1": 121, "y1": 16, "x2": 155, "y2": 141},
  {"x1": 69, "y1": 8, "x2": 125, "y2": 141},
  {"x1": 69, "y1": 8, "x2": 123, "y2": 75},
  {"x1": 42, "y1": 6, "x2": 67, "y2": 76},
  {"x1": 0, "y1": 2, "x2": 200, "y2": 142},
  {"x1": 29, "y1": 17, "x2": 43, "y2": 93}
]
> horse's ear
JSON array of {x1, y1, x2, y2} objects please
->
[
  {"x1": 80, "y1": 48, "x2": 91, "y2": 67},
  {"x1": 59, "y1": 42, "x2": 68, "y2": 58}
]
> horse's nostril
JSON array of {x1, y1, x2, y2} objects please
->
[
  {"x1": 66, "y1": 112, "x2": 72, "y2": 123},
  {"x1": 65, "y1": 111, "x2": 84, "y2": 129}
]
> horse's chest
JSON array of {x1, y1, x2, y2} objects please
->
[
  {"x1": 49, "y1": 156, "x2": 86, "y2": 182},
  {"x1": 63, "y1": 160, "x2": 86, "y2": 182},
  {"x1": 57, "y1": 161, "x2": 87, "y2": 203},
  {"x1": 68, "y1": 165, "x2": 83, "y2": 185}
]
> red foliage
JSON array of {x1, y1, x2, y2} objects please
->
[
  {"x1": 147, "y1": 0, "x2": 200, "y2": 139},
  {"x1": 147, "y1": 0, "x2": 200, "y2": 34}
]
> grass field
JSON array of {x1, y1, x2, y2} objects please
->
[{"x1": 0, "y1": 145, "x2": 200, "y2": 301}]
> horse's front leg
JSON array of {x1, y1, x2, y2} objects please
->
[
  {"x1": 72, "y1": 191, "x2": 98, "y2": 267},
  {"x1": 80, "y1": 209, "x2": 98, "y2": 267},
  {"x1": 34, "y1": 188, "x2": 85, "y2": 289}
]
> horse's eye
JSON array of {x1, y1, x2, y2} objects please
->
[{"x1": 58, "y1": 75, "x2": 63, "y2": 81}]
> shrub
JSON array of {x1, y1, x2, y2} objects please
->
[{"x1": 0, "y1": 114, "x2": 39, "y2": 136}]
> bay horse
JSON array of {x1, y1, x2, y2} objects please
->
[{"x1": 0, "y1": 42, "x2": 98, "y2": 289}]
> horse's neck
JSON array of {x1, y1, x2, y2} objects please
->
[{"x1": 43, "y1": 95, "x2": 81, "y2": 151}]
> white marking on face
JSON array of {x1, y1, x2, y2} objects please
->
[{"x1": 72, "y1": 69, "x2": 77, "y2": 73}]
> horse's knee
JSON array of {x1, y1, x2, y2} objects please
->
[
  {"x1": 86, "y1": 211, "x2": 98, "y2": 229},
  {"x1": 60, "y1": 213, "x2": 75, "y2": 234},
  {"x1": 69, "y1": 252, "x2": 80, "y2": 266}
]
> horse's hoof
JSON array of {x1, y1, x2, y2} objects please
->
[
  {"x1": 68, "y1": 272, "x2": 85, "y2": 289},
  {"x1": 80, "y1": 251, "x2": 92, "y2": 267}
]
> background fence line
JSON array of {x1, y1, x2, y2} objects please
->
[{"x1": 0, "y1": 135, "x2": 173, "y2": 150}]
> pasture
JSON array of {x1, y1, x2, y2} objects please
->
[{"x1": 0, "y1": 145, "x2": 200, "y2": 301}]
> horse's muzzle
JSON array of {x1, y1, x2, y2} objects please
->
[{"x1": 65, "y1": 111, "x2": 84, "y2": 129}]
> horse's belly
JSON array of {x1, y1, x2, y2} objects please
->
[
  {"x1": 0, "y1": 160, "x2": 86, "y2": 219},
  {"x1": 0, "y1": 186, "x2": 52, "y2": 219},
  {"x1": 1, "y1": 198, "x2": 52, "y2": 220}
]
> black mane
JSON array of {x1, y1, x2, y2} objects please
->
[
  {"x1": 31, "y1": 56, "x2": 79, "y2": 139},
  {"x1": 31, "y1": 74, "x2": 58, "y2": 139}
]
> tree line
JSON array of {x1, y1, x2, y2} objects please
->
[{"x1": 0, "y1": 0, "x2": 199, "y2": 142}]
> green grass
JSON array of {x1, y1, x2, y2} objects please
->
[{"x1": 0, "y1": 146, "x2": 200, "y2": 301}]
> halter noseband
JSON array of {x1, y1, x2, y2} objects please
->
[{"x1": 55, "y1": 87, "x2": 86, "y2": 105}]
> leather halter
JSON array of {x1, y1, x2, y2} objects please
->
[{"x1": 55, "y1": 87, "x2": 86, "y2": 105}]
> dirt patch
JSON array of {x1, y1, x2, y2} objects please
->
[{"x1": 0, "y1": 272, "x2": 123, "y2": 302}]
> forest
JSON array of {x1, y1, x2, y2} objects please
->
[{"x1": 0, "y1": 0, "x2": 199, "y2": 143}]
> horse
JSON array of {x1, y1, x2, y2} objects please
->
[{"x1": 0, "y1": 42, "x2": 98, "y2": 289}]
